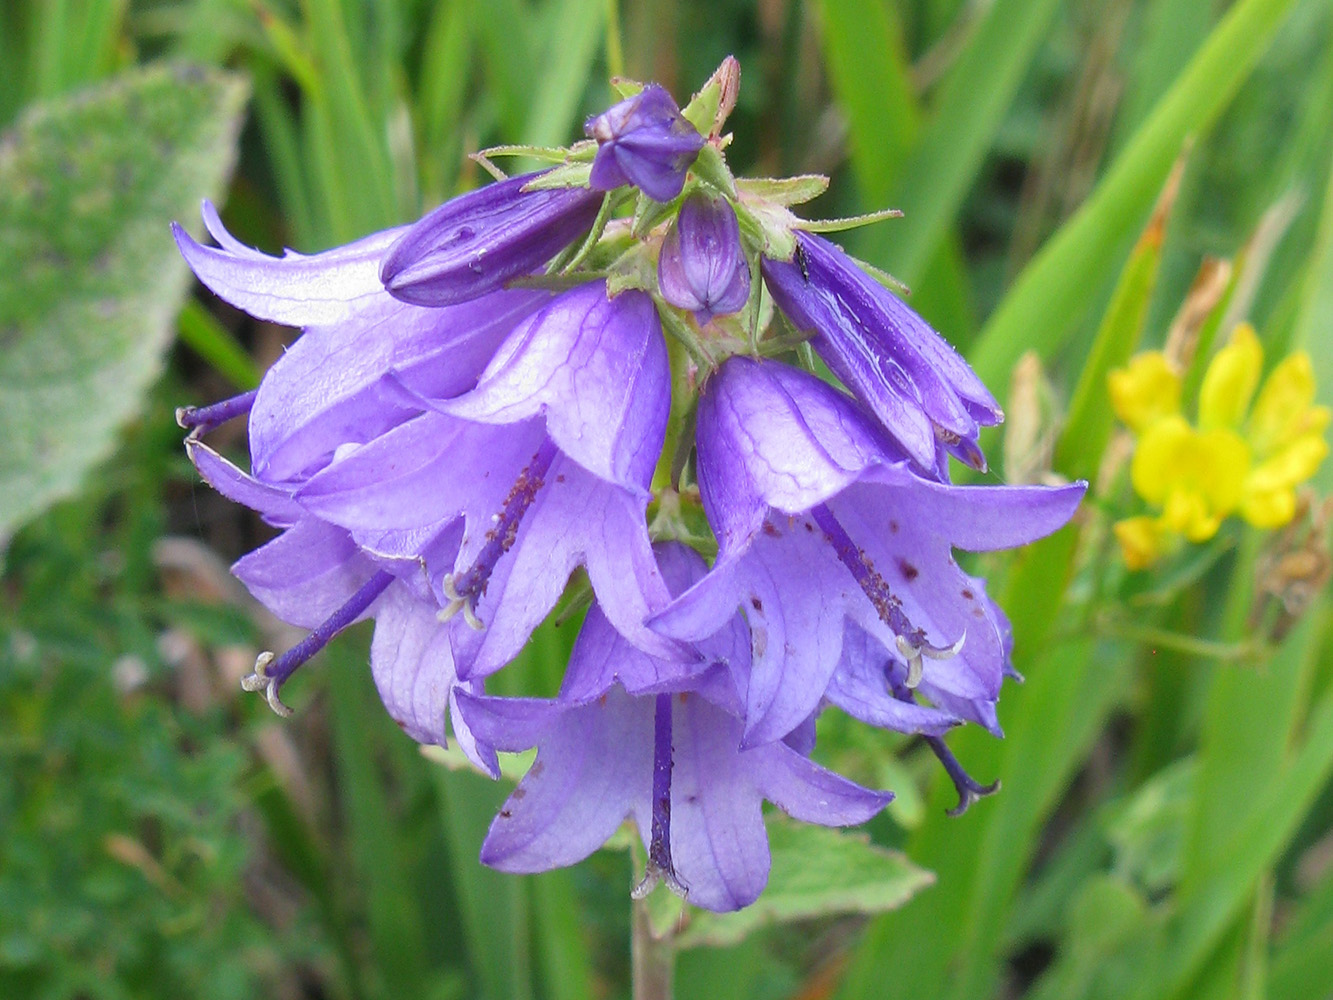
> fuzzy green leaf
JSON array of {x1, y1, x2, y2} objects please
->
[
  {"x1": 674, "y1": 818, "x2": 933, "y2": 949},
  {"x1": 0, "y1": 63, "x2": 247, "y2": 547}
]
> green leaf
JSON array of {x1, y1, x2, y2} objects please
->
[
  {"x1": 0, "y1": 63, "x2": 247, "y2": 547},
  {"x1": 674, "y1": 818, "x2": 933, "y2": 949},
  {"x1": 1103, "y1": 758, "x2": 1195, "y2": 896},
  {"x1": 1052, "y1": 162, "x2": 1177, "y2": 483},
  {"x1": 849, "y1": 0, "x2": 1068, "y2": 288},
  {"x1": 969, "y1": 0, "x2": 1300, "y2": 387}
]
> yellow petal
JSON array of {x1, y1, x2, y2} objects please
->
[
  {"x1": 1131, "y1": 418, "x2": 1249, "y2": 514},
  {"x1": 1114, "y1": 516, "x2": 1171, "y2": 570},
  {"x1": 1131, "y1": 416, "x2": 1194, "y2": 504},
  {"x1": 1199, "y1": 324, "x2": 1262, "y2": 432},
  {"x1": 1247, "y1": 351, "x2": 1316, "y2": 454},
  {"x1": 1246, "y1": 433, "x2": 1329, "y2": 493},
  {"x1": 1240, "y1": 488, "x2": 1297, "y2": 528},
  {"x1": 1162, "y1": 488, "x2": 1222, "y2": 541},
  {"x1": 1108, "y1": 352, "x2": 1181, "y2": 433}
]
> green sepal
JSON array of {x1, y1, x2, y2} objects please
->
[
  {"x1": 735, "y1": 198, "x2": 798, "y2": 261},
  {"x1": 736, "y1": 174, "x2": 830, "y2": 206},
  {"x1": 681, "y1": 77, "x2": 722, "y2": 135},
  {"x1": 521, "y1": 161, "x2": 593, "y2": 190},
  {"x1": 797, "y1": 206, "x2": 905, "y2": 233},
  {"x1": 691, "y1": 143, "x2": 737, "y2": 198},
  {"x1": 611, "y1": 77, "x2": 646, "y2": 100}
]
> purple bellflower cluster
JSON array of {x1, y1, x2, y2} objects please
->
[{"x1": 176, "y1": 59, "x2": 1084, "y2": 912}]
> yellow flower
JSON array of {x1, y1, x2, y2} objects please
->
[
  {"x1": 1107, "y1": 323, "x2": 1328, "y2": 568},
  {"x1": 1108, "y1": 351, "x2": 1182, "y2": 434}
]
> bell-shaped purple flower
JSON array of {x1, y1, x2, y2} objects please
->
[
  {"x1": 651, "y1": 358, "x2": 1084, "y2": 757},
  {"x1": 762, "y1": 233, "x2": 1003, "y2": 476},
  {"x1": 657, "y1": 192, "x2": 750, "y2": 324},
  {"x1": 586, "y1": 84, "x2": 706, "y2": 202},
  {"x1": 292, "y1": 280, "x2": 682, "y2": 677},
  {"x1": 187, "y1": 436, "x2": 495, "y2": 766},
  {"x1": 173, "y1": 202, "x2": 556, "y2": 760},
  {"x1": 455, "y1": 543, "x2": 890, "y2": 912},
  {"x1": 381, "y1": 172, "x2": 602, "y2": 307}
]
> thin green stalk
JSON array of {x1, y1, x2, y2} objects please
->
[{"x1": 632, "y1": 893, "x2": 675, "y2": 1000}]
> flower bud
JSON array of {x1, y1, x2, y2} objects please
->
[
  {"x1": 763, "y1": 234, "x2": 1001, "y2": 475},
  {"x1": 586, "y1": 85, "x2": 706, "y2": 202},
  {"x1": 657, "y1": 193, "x2": 750, "y2": 324},
  {"x1": 381, "y1": 172, "x2": 601, "y2": 307}
]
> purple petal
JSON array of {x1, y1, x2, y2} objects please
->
[
  {"x1": 696, "y1": 358, "x2": 886, "y2": 552},
  {"x1": 370, "y1": 587, "x2": 496, "y2": 772},
  {"x1": 232, "y1": 518, "x2": 379, "y2": 629},
  {"x1": 173, "y1": 204, "x2": 406, "y2": 325},
  {"x1": 586, "y1": 85, "x2": 705, "y2": 202},
  {"x1": 437, "y1": 282, "x2": 670, "y2": 491},
  {"x1": 763, "y1": 236, "x2": 970, "y2": 470},
  {"x1": 466, "y1": 687, "x2": 654, "y2": 873},
  {"x1": 187, "y1": 439, "x2": 302, "y2": 525},
  {"x1": 561, "y1": 542, "x2": 742, "y2": 702},
  {"x1": 452, "y1": 457, "x2": 680, "y2": 677},
  {"x1": 381, "y1": 172, "x2": 601, "y2": 307},
  {"x1": 667, "y1": 694, "x2": 770, "y2": 911},
  {"x1": 296, "y1": 413, "x2": 542, "y2": 531},
  {"x1": 753, "y1": 738, "x2": 893, "y2": 826},
  {"x1": 860, "y1": 469, "x2": 1087, "y2": 552},
  {"x1": 826, "y1": 623, "x2": 960, "y2": 736},
  {"x1": 250, "y1": 288, "x2": 548, "y2": 483}
]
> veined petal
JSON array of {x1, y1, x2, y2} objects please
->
[
  {"x1": 464, "y1": 687, "x2": 653, "y2": 873},
  {"x1": 370, "y1": 587, "x2": 495, "y2": 773},
  {"x1": 452, "y1": 457, "x2": 680, "y2": 677},
  {"x1": 658, "y1": 193, "x2": 750, "y2": 322},
  {"x1": 173, "y1": 203, "x2": 406, "y2": 326},
  {"x1": 858, "y1": 467, "x2": 1087, "y2": 552},
  {"x1": 696, "y1": 358, "x2": 887, "y2": 551},
  {"x1": 296, "y1": 413, "x2": 541, "y2": 531},
  {"x1": 233, "y1": 518, "x2": 380, "y2": 629},
  {"x1": 251, "y1": 288, "x2": 549, "y2": 483},
  {"x1": 437, "y1": 282, "x2": 670, "y2": 491}
]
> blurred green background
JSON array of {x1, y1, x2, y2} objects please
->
[{"x1": 2, "y1": 0, "x2": 1332, "y2": 998}]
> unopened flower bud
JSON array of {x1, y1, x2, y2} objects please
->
[
  {"x1": 657, "y1": 193, "x2": 750, "y2": 324},
  {"x1": 586, "y1": 84, "x2": 705, "y2": 202},
  {"x1": 381, "y1": 172, "x2": 601, "y2": 307}
]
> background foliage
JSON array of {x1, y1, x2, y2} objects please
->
[{"x1": 1, "y1": 0, "x2": 1331, "y2": 997}]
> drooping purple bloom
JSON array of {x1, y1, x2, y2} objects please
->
[
  {"x1": 762, "y1": 232, "x2": 1003, "y2": 476},
  {"x1": 651, "y1": 358, "x2": 1084, "y2": 756},
  {"x1": 173, "y1": 202, "x2": 558, "y2": 760},
  {"x1": 658, "y1": 192, "x2": 750, "y2": 324},
  {"x1": 455, "y1": 543, "x2": 890, "y2": 912},
  {"x1": 187, "y1": 437, "x2": 496, "y2": 766},
  {"x1": 381, "y1": 172, "x2": 602, "y2": 307},
  {"x1": 586, "y1": 84, "x2": 706, "y2": 202},
  {"x1": 293, "y1": 280, "x2": 683, "y2": 678}
]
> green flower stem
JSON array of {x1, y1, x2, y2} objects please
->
[{"x1": 632, "y1": 893, "x2": 675, "y2": 1000}]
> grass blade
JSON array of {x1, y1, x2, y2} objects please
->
[{"x1": 969, "y1": 0, "x2": 1301, "y2": 388}]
